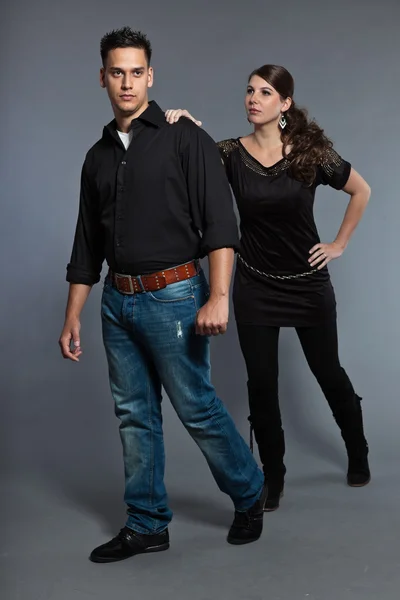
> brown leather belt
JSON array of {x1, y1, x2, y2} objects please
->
[{"x1": 109, "y1": 260, "x2": 199, "y2": 294}]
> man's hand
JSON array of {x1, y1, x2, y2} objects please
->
[
  {"x1": 196, "y1": 296, "x2": 229, "y2": 336},
  {"x1": 59, "y1": 283, "x2": 92, "y2": 361},
  {"x1": 59, "y1": 318, "x2": 82, "y2": 362}
]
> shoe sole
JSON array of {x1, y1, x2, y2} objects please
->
[
  {"x1": 263, "y1": 491, "x2": 284, "y2": 512},
  {"x1": 227, "y1": 535, "x2": 261, "y2": 546},
  {"x1": 347, "y1": 476, "x2": 371, "y2": 488},
  {"x1": 89, "y1": 542, "x2": 170, "y2": 563}
]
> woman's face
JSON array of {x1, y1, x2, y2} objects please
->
[{"x1": 245, "y1": 75, "x2": 290, "y2": 126}]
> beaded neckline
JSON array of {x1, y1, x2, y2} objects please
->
[
  {"x1": 217, "y1": 138, "x2": 346, "y2": 182},
  {"x1": 237, "y1": 139, "x2": 291, "y2": 177}
]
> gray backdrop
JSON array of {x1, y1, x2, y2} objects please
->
[{"x1": 1, "y1": 1, "x2": 399, "y2": 599}]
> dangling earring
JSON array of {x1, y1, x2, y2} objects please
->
[{"x1": 279, "y1": 113, "x2": 287, "y2": 130}]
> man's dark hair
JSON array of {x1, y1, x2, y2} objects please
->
[{"x1": 100, "y1": 27, "x2": 152, "y2": 66}]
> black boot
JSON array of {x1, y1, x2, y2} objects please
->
[
  {"x1": 333, "y1": 394, "x2": 371, "y2": 487},
  {"x1": 263, "y1": 478, "x2": 284, "y2": 512},
  {"x1": 347, "y1": 446, "x2": 370, "y2": 487},
  {"x1": 227, "y1": 494, "x2": 265, "y2": 545},
  {"x1": 249, "y1": 418, "x2": 286, "y2": 512},
  {"x1": 90, "y1": 527, "x2": 170, "y2": 563}
]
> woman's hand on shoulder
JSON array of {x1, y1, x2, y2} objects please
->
[{"x1": 165, "y1": 109, "x2": 202, "y2": 127}]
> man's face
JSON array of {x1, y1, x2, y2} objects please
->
[{"x1": 100, "y1": 47, "x2": 153, "y2": 118}]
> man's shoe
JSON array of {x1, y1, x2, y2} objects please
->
[
  {"x1": 89, "y1": 526, "x2": 170, "y2": 563},
  {"x1": 227, "y1": 496, "x2": 264, "y2": 545}
]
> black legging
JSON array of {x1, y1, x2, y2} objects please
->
[{"x1": 237, "y1": 318, "x2": 367, "y2": 483}]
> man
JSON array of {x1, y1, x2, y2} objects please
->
[{"x1": 59, "y1": 27, "x2": 264, "y2": 563}]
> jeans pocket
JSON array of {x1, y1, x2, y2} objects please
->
[
  {"x1": 103, "y1": 275, "x2": 112, "y2": 291},
  {"x1": 193, "y1": 281, "x2": 210, "y2": 312},
  {"x1": 148, "y1": 280, "x2": 194, "y2": 303}
]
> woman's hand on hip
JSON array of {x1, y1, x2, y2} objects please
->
[{"x1": 308, "y1": 241, "x2": 345, "y2": 269}]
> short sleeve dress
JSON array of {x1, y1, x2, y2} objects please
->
[{"x1": 217, "y1": 139, "x2": 352, "y2": 328}]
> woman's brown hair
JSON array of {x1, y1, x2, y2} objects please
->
[{"x1": 249, "y1": 64, "x2": 334, "y2": 185}]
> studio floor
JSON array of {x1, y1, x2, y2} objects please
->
[{"x1": 2, "y1": 454, "x2": 399, "y2": 600}]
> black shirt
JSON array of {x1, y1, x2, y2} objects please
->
[
  {"x1": 66, "y1": 101, "x2": 239, "y2": 285},
  {"x1": 218, "y1": 139, "x2": 351, "y2": 326}
]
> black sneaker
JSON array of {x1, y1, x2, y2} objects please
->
[
  {"x1": 89, "y1": 526, "x2": 170, "y2": 563},
  {"x1": 227, "y1": 496, "x2": 264, "y2": 545}
]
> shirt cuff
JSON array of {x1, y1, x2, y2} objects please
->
[
  {"x1": 66, "y1": 263, "x2": 101, "y2": 286},
  {"x1": 201, "y1": 225, "x2": 240, "y2": 256}
]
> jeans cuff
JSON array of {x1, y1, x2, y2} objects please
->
[
  {"x1": 234, "y1": 478, "x2": 265, "y2": 512},
  {"x1": 126, "y1": 518, "x2": 168, "y2": 535}
]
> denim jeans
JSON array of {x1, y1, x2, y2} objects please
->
[{"x1": 101, "y1": 267, "x2": 264, "y2": 534}]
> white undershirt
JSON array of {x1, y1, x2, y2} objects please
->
[{"x1": 117, "y1": 130, "x2": 133, "y2": 150}]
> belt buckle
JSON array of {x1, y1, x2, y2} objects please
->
[{"x1": 115, "y1": 273, "x2": 135, "y2": 295}]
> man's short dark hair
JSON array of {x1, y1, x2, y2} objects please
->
[{"x1": 100, "y1": 27, "x2": 152, "y2": 66}]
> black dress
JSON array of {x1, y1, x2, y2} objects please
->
[{"x1": 217, "y1": 139, "x2": 352, "y2": 328}]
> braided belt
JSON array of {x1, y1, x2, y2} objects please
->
[{"x1": 238, "y1": 254, "x2": 318, "y2": 281}]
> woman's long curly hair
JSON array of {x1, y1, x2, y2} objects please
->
[{"x1": 249, "y1": 64, "x2": 333, "y2": 185}]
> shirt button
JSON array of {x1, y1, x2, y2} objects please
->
[{"x1": 121, "y1": 161, "x2": 126, "y2": 165}]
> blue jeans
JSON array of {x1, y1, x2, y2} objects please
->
[{"x1": 101, "y1": 267, "x2": 264, "y2": 534}]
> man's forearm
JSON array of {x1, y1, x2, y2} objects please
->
[
  {"x1": 65, "y1": 283, "x2": 92, "y2": 320},
  {"x1": 207, "y1": 248, "x2": 234, "y2": 300}
]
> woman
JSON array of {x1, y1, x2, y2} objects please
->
[{"x1": 165, "y1": 64, "x2": 371, "y2": 511}]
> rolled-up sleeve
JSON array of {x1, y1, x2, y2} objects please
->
[
  {"x1": 180, "y1": 121, "x2": 239, "y2": 256},
  {"x1": 66, "y1": 157, "x2": 104, "y2": 285}
]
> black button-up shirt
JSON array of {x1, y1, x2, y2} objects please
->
[{"x1": 66, "y1": 101, "x2": 239, "y2": 285}]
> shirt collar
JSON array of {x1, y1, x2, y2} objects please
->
[
  {"x1": 104, "y1": 100, "x2": 166, "y2": 139},
  {"x1": 136, "y1": 100, "x2": 166, "y2": 128}
]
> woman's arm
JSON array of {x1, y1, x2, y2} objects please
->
[
  {"x1": 333, "y1": 168, "x2": 371, "y2": 249},
  {"x1": 309, "y1": 168, "x2": 371, "y2": 269}
]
